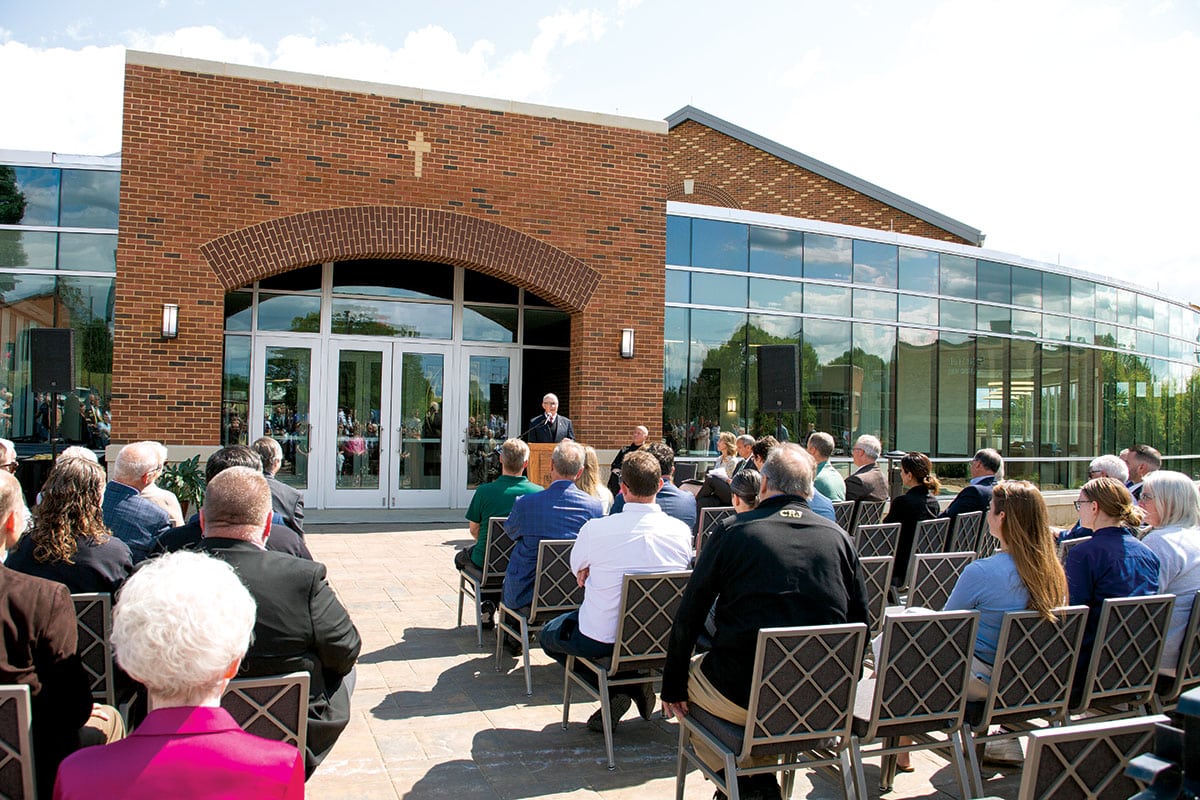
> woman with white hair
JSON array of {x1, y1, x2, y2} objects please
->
[
  {"x1": 1139, "y1": 470, "x2": 1200, "y2": 675},
  {"x1": 54, "y1": 551, "x2": 304, "y2": 799}
]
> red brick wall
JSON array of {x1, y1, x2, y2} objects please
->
[
  {"x1": 666, "y1": 120, "x2": 975, "y2": 245},
  {"x1": 115, "y1": 57, "x2": 667, "y2": 449}
]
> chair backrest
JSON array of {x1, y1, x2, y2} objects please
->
[
  {"x1": 698, "y1": 506, "x2": 735, "y2": 538},
  {"x1": 948, "y1": 510, "x2": 985, "y2": 553},
  {"x1": 832, "y1": 501, "x2": 856, "y2": 533},
  {"x1": 71, "y1": 592, "x2": 115, "y2": 705},
  {"x1": 976, "y1": 526, "x2": 1000, "y2": 559},
  {"x1": 1057, "y1": 535, "x2": 1091, "y2": 565},
  {"x1": 853, "y1": 500, "x2": 887, "y2": 532},
  {"x1": 1017, "y1": 715, "x2": 1167, "y2": 800},
  {"x1": 695, "y1": 507, "x2": 736, "y2": 560},
  {"x1": 738, "y1": 623, "x2": 867, "y2": 761},
  {"x1": 0, "y1": 685, "x2": 35, "y2": 800},
  {"x1": 905, "y1": 551, "x2": 974, "y2": 611},
  {"x1": 674, "y1": 462, "x2": 698, "y2": 483},
  {"x1": 480, "y1": 516, "x2": 516, "y2": 588},
  {"x1": 609, "y1": 571, "x2": 692, "y2": 673},
  {"x1": 1074, "y1": 594, "x2": 1175, "y2": 713},
  {"x1": 854, "y1": 522, "x2": 900, "y2": 558},
  {"x1": 528, "y1": 539, "x2": 584, "y2": 625},
  {"x1": 912, "y1": 517, "x2": 951, "y2": 556},
  {"x1": 861, "y1": 609, "x2": 979, "y2": 742},
  {"x1": 221, "y1": 671, "x2": 310, "y2": 756},
  {"x1": 1157, "y1": 593, "x2": 1200, "y2": 709},
  {"x1": 860, "y1": 556, "x2": 894, "y2": 635},
  {"x1": 974, "y1": 606, "x2": 1089, "y2": 731}
]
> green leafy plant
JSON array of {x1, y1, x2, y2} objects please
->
[{"x1": 157, "y1": 455, "x2": 205, "y2": 516}]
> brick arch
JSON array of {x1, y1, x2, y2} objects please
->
[
  {"x1": 666, "y1": 181, "x2": 741, "y2": 209},
  {"x1": 199, "y1": 206, "x2": 601, "y2": 313}
]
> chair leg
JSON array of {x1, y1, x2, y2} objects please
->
[
  {"x1": 837, "y1": 749, "x2": 855, "y2": 800},
  {"x1": 561, "y1": 656, "x2": 574, "y2": 730},
  {"x1": 493, "y1": 611, "x2": 504, "y2": 672},
  {"x1": 474, "y1": 593, "x2": 484, "y2": 647},
  {"x1": 456, "y1": 576, "x2": 466, "y2": 627},
  {"x1": 950, "y1": 731, "x2": 974, "y2": 800},
  {"x1": 960, "y1": 726, "x2": 984, "y2": 798},
  {"x1": 675, "y1": 720, "x2": 688, "y2": 800},
  {"x1": 598, "y1": 670, "x2": 616, "y2": 770},
  {"x1": 849, "y1": 738, "x2": 868, "y2": 800},
  {"x1": 724, "y1": 751, "x2": 740, "y2": 800},
  {"x1": 520, "y1": 618, "x2": 533, "y2": 696}
]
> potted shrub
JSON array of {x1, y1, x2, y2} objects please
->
[{"x1": 157, "y1": 455, "x2": 205, "y2": 517}]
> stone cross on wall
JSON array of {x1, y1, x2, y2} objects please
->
[{"x1": 407, "y1": 132, "x2": 432, "y2": 178}]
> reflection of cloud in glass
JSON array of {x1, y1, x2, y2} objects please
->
[
  {"x1": 0, "y1": 275, "x2": 56, "y2": 305},
  {"x1": 0, "y1": 230, "x2": 55, "y2": 269},
  {"x1": 13, "y1": 168, "x2": 58, "y2": 226},
  {"x1": 690, "y1": 310, "x2": 746, "y2": 346},
  {"x1": 939, "y1": 255, "x2": 976, "y2": 298},
  {"x1": 258, "y1": 294, "x2": 321, "y2": 332},
  {"x1": 60, "y1": 170, "x2": 120, "y2": 228},
  {"x1": 804, "y1": 235, "x2": 852, "y2": 281},
  {"x1": 855, "y1": 324, "x2": 896, "y2": 359},
  {"x1": 58, "y1": 277, "x2": 114, "y2": 320},
  {"x1": 749, "y1": 313, "x2": 799, "y2": 340},
  {"x1": 853, "y1": 289, "x2": 897, "y2": 321},
  {"x1": 59, "y1": 233, "x2": 117, "y2": 271},
  {"x1": 805, "y1": 284, "x2": 851, "y2": 316},
  {"x1": 805, "y1": 320, "x2": 850, "y2": 363},
  {"x1": 899, "y1": 326, "x2": 938, "y2": 347}
]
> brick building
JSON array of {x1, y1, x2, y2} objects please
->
[{"x1": 4, "y1": 50, "x2": 1197, "y2": 510}]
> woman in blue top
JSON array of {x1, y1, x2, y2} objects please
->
[{"x1": 944, "y1": 480, "x2": 1068, "y2": 701}]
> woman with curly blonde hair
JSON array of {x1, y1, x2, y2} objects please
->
[{"x1": 6, "y1": 456, "x2": 133, "y2": 594}]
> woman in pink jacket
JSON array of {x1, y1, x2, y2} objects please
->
[{"x1": 54, "y1": 551, "x2": 304, "y2": 799}]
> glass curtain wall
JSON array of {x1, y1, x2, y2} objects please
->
[
  {"x1": 666, "y1": 211, "x2": 1200, "y2": 477},
  {"x1": 0, "y1": 161, "x2": 119, "y2": 448}
]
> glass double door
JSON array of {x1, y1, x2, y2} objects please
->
[{"x1": 324, "y1": 341, "x2": 517, "y2": 509}]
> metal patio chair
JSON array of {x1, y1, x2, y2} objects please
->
[
  {"x1": 495, "y1": 539, "x2": 582, "y2": 695},
  {"x1": 849, "y1": 609, "x2": 979, "y2": 798},
  {"x1": 860, "y1": 556, "x2": 894, "y2": 636},
  {"x1": 1009, "y1": 715, "x2": 1166, "y2": 800},
  {"x1": 675, "y1": 623, "x2": 868, "y2": 800},
  {"x1": 456, "y1": 516, "x2": 515, "y2": 646},
  {"x1": 696, "y1": 506, "x2": 736, "y2": 556},
  {"x1": 562, "y1": 570, "x2": 691, "y2": 770},
  {"x1": 72, "y1": 592, "x2": 115, "y2": 705},
  {"x1": 1057, "y1": 534, "x2": 1092, "y2": 565},
  {"x1": 913, "y1": 517, "x2": 951, "y2": 556},
  {"x1": 1152, "y1": 592, "x2": 1200, "y2": 714},
  {"x1": 853, "y1": 522, "x2": 901, "y2": 559},
  {"x1": 1070, "y1": 594, "x2": 1175, "y2": 720},
  {"x1": 221, "y1": 671, "x2": 310, "y2": 754},
  {"x1": 905, "y1": 551, "x2": 974, "y2": 612},
  {"x1": 832, "y1": 501, "x2": 856, "y2": 534},
  {"x1": 948, "y1": 510, "x2": 985, "y2": 554},
  {"x1": 0, "y1": 685, "x2": 35, "y2": 800},
  {"x1": 852, "y1": 500, "x2": 887, "y2": 535},
  {"x1": 958, "y1": 605, "x2": 1089, "y2": 797}
]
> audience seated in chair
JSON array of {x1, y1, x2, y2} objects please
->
[{"x1": 53, "y1": 551, "x2": 304, "y2": 799}]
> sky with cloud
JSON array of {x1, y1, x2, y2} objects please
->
[{"x1": 1, "y1": 0, "x2": 1197, "y2": 304}]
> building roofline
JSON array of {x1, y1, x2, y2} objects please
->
[
  {"x1": 125, "y1": 51, "x2": 668, "y2": 135},
  {"x1": 666, "y1": 105, "x2": 985, "y2": 246}
]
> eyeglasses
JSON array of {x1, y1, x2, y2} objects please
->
[
  {"x1": 1140, "y1": 493, "x2": 1156, "y2": 502},
  {"x1": 1073, "y1": 499, "x2": 1095, "y2": 511},
  {"x1": 1088, "y1": 470, "x2": 1104, "y2": 478},
  {"x1": 0, "y1": 462, "x2": 18, "y2": 473}
]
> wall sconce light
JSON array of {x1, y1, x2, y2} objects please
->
[
  {"x1": 726, "y1": 397, "x2": 737, "y2": 414},
  {"x1": 162, "y1": 304, "x2": 179, "y2": 339},
  {"x1": 620, "y1": 328, "x2": 635, "y2": 359}
]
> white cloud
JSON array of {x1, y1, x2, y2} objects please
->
[{"x1": 0, "y1": 40, "x2": 126, "y2": 154}]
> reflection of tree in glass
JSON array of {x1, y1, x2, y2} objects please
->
[
  {"x1": 323, "y1": 307, "x2": 419, "y2": 337},
  {"x1": 0, "y1": 167, "x2": 29, "y2": 271}
]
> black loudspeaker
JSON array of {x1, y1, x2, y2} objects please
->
[
  {"x1": 757, "y1": 344, "x2": 799, "y2": 411},
  {"x1": 30, "y1": 328, "x2": 75, "y2": 394}
]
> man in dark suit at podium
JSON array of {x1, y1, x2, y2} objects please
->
[{"x1": 527, "y1": 393, "x2": 575, "y2": 443}]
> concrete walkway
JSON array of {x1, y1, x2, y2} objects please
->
[{"x1": 303, "y1": 524, "x2": 1024, "y2": 799}]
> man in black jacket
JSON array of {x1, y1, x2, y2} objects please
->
[
  {"x1": 661, "y1": 443, "x2": 868, "y2": 800},
  {"x1": 200, "y1": 466, "x2": 360, "y2": 777},
  {"x1": 252, "y1": 435, "x2": 305, "y2": 534}
]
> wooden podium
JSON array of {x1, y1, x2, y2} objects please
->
[{"x1": 527, "y1": 442, "x2": 556, "y2": 488}]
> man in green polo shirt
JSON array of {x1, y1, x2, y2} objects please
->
[{"x1": 454, "y1": 437, "x2": 543, "y2": 628}]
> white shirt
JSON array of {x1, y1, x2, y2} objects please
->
[
  {"x1": 570, "y1": 501, "x2": 692, "y2": 643},
  {"x1": 1142, "y1": 523, "x2": 1200, "y2": 674}
]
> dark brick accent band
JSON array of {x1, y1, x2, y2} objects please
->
[{"x1": 200, "y1": 206, "x2": 601, "y2": 312}]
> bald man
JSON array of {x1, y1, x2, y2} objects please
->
[
  {"x1": 103, "y1": 441, "x2": 173, "y2": 562},
  {"x1": 527, "y1": 393, "x2": 575, "y2": 443}
]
